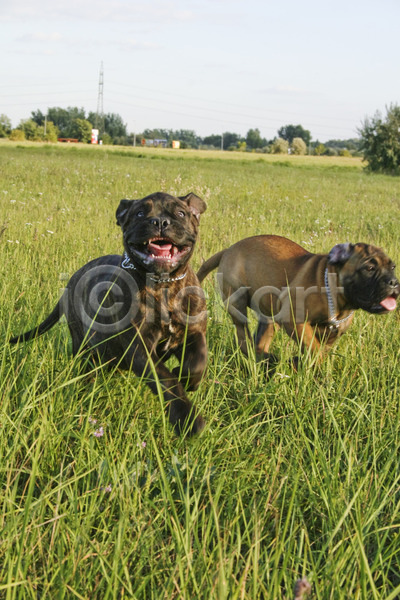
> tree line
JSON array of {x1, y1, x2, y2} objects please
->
[
  {"x1": 0, "y1": 104, "x2": 399, "y2": 172},
  {"x1": 0, "y1": 106, "x2": 361, "y2": 156},
  {"x1": 0, "y1": 108, "x2": 128, "y2": 146},
  {"x1": 141, "y1": 125, "x2": 361, "y2": 157}
]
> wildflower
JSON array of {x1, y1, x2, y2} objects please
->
[
  {"x1": 294, "y1": 577, "x2": 311, "y2": 600},
  {"x1": 103, "y1": 484, "x2": 112, "y2": 493},
  {"x1": 88, "y1": 416, "x2": 97, "y2": 425},
  {"x1": 137, "y1": 441, "x2": 146, "y2": 448},
  {"x1": 93, "y1": 427, "x2": 104, "y2": 438}
]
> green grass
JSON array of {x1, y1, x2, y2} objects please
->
[{"x1": 1, "y1": 142, "x2": 400, "y2": 598}]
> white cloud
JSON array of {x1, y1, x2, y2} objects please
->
[
  {"x1": 117, "y1": 39, "x2": 159, "y2": 51},
  {"x1": 14, "y1": 30, "x2": 156, "y2": 52},
  {"x1": 0, "y1": 0, "x2": 196, "y2": 24},
  {"x1": 17, "y1": 32, "x2": 63, "y2": 43},
  {"x1": 259, "y1": 86, "x2": 316, "y2": 97}
]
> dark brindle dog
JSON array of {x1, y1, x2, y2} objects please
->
[{"x1": 10, "y1": 192, "x2": 208, "y2": 435}]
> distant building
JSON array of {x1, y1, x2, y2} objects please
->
[{"x1": 141, "y1": 138, "x2": 168, "y2": 148}]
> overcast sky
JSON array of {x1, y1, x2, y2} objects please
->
[{"x1": 1, "y1": 0, "x2": 399, "y2": 142}]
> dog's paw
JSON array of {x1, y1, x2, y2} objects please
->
[
  {"x1": 175, "y1": 412, "x2": 205, "y2": 437},
  {"x1": 190, "y1": 413, "x2": 205, "y2": 435},
  {"x1": 169, "y1": 400, "x2": 205, "y2": 436}
]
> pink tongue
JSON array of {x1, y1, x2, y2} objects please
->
[
  {"x1": 380, "y1": 296, "x2": 397, "y2": 311},
  {"x1": 148, "y1": 241, "x2": 172, "y2": 258}
]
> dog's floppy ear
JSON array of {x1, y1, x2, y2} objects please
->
[
  {"x1": 180, "y1": 193, "x2": 207, "y2": 222},
  {"x1": 116, "y1": 199, "x2": 134, "y2": 227},
  {"x1": 328, "y1": 243, "x2": 354, "y2": 264}
]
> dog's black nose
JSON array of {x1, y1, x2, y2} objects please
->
[{"x1": 150, "y1": 217, "x2": 170, "y2": 230}]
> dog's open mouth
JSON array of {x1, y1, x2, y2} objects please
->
[
  {"x1": 369, "y1": 294, "x2": 398, "y2": 313},
  {"x1": 129, "y1": 237, "x2": 192, "y2": 266},
  {"x1": 378, "y1": 295, "x2": 398, "y2": 312}
]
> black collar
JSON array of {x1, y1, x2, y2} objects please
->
[{"x1": 121, "y1": 252, "x2": 187, "y2": 283}]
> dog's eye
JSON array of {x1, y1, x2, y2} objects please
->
[
  {"x1": 136, "y1": 210, "x2": 145, "y2": 218},
  {"x1": 365, "y1": 264, "x2": 375, "y2": 272},
  {"x1": 177, "y1": 210, "x2": 186, "y2": 218},
  {"x1": 392, "y1": 264, "x2": 396, "y2": 270}
]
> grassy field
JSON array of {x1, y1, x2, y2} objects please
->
[{"x1": 1, "y1": 142, "x2": 399, "y2": 599}]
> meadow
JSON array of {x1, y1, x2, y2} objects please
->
[{"x1": 0, "y1": 141, "x2": 399, "y2": 599}]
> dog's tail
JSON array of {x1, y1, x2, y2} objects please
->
[
  {"x1": 10, "y1": 301, "x2": 63, "y2": 344},
  {"x1": 197, "y1": 250, "x2": 226, "y2": 282}
]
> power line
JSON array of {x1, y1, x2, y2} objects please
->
[
  {"x1": 108, "y1": 80, "x2": 359, "y2": 126},
  {"x1": 0, "y1": 74, "x2": 362, "y2": 139},
  {"x1": 0, "y1": 78, "x2": 359, "y2": 128},
  {"x1": 107, "y1": 96, "x2": 358, "y2": 138}
]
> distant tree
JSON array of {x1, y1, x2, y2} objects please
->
[
  {"x1": 31, "y1": 109, "x2": 46, "y2": 126},
  {"x1": 313, "y1": 143, "x2": 326, "y2": 156},
  {"x1": 31, "y1": 108, "x2": 127, "y2": 143},
  {"x1": 185, "y1": 130, "x2": 202, "y2": 148},
  {"x1": 324, "y1": 138, "x2": 361, "y2": 151},
  {"x1": 105, "y1": 113, "x2": 127, "y2": 139},
  {"x1": 88, "y1": 112, "x2": 127, "y2": 141},
  {"x1": 100, "y1": 133, "x2": 113, "y2": 145},
  {"x1": 222, "y1": 132, "x2": 242, "y2": 149},
  {"x1": 358, "y1": 104, "x2": 400, "y2": 174},
  {"x1": 171, "y1": 129, "x2": 200, "y2": 148},
  {"x1": 0, "y1": 114, "x2": 12, "y2": 137},
  {"x1": 10, "y1": 117, "x2": 58, "y2": 143},
  {"x1": 278, "y1": 124, "x2": 311, "y2": 146},
  {"x1": 237, "y1": 141, "x2": 247, "y2": 152},
  {"x1": 202, "y1": 134, "x2": 222, "y2": 148},
  {"x1": 141, "y1": 128, "x2": 200, "y2": 147},
  {"x1": 44, "y1": 121, "x2": 59, "y2": 142},
  {"x1": 271, "y1": 137, "x2": 289, "y2": 154},
  {"x1": 324, "y1": 147, "x2": 338, "y2": 156},
  {"x1": 40, "y1": 107, "x2": 86, "y2": 138},
  {"x1": 246, "y1": 128, "x2": 263, "y2": 149},
  {"x1": 202, "y1": 132, "x2": 242, "y2": 150},
  {"x1": 20, "y1": 119, "x2": 41, "y2": 140},
  {"x1": 142, "y1": 128, "x2": 171, "y2": 141},
  {"x1": 9, "y1": 129, "x2": 25, "y2": 141},
  {"x1": 70, "y1": 118, "x2": 93, "y2": 143},
  {"x1": 291, "y1": 137, "x2": 307, "y2": 155}
]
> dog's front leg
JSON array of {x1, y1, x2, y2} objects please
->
[
  {"x1": 129, "y1": 341, "x2": 205, "y2": 435},
  {"x1": 172, "y1": 331, "x2": 208, "y2": 391},
  {"x1": 285, "y1": 322, "x2": 330, "y2": 370}
]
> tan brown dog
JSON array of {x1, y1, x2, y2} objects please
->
[{"x1": 197, "y1": 235, "x2": 399, "y2": 361}]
